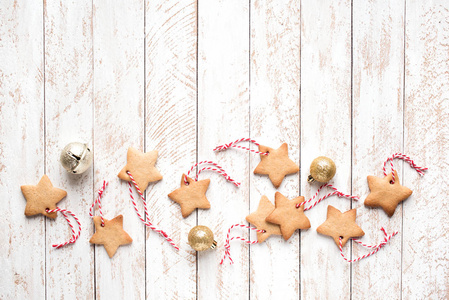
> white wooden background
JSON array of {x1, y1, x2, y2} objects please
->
[{"x1": 1, "y1": 0, "x2": 448, "y2": 299}]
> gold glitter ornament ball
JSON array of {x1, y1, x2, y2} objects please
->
[
  {"x1": 188, "y1": 225, "x2": 217, "y2": 251},
  {"x1": 308, "y1": 156, "x2": 336, "y2": 183}
]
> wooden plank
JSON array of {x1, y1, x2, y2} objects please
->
[
  {"x1": 300, "y1": 1, "x2": 352, "y2": 299},
  {"x1": 44, "y1": 0, "x2": 94, "y2": 298},
  {"x1": 351, "y1": 1, "x2": 404, "y2": 298},
  {"x1": 403, "y1": 1, "x2": 449, "y2": 298},
  {"x1": 93, "y1": 0, "x2": 145, "y2": 298},
  {"x1": 249, "y1": 1, "x2": 300, "y2": 299},
  {"x1": 0, "y1": 2, "x2": 45, "y2": 299},
  {"x1": 197, "y1": 0, "x2": 250, "y2": 298},
  {"x1": 145, "y1": 0, "x2": 197, "y2": 299}
]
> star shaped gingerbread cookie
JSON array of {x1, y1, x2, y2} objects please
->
[
  {"x1": 254, "y1": 143, "x2": 299, "y2": 188},
  {"x1": 246, "y1": 195, "x2": 281, "y2": 242},
  {"x1": 89, "y1": 215, "x2": 133, "y2": 258},
  {"x1": 364, "y1": 170, "x2": 412, "y2": 217},
  {"x1": 266, "y1": 192, "x2": 311, "y2": 240},
  {"x1": 21, "y1": 175, "x2": 67, "y2": 219},
  {"x1": 118, "y1": 147, "x2": 163, "y2": 191},
  {"x1": 317, "y1": 205, "x2": 364, "y2": 247},
  {"x1": 168, "y1": 174, "x2": 211, "y2": 218}
]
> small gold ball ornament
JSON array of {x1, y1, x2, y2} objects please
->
[
  {"x1": 188, "y1": 225, "x2": 217, "y2": 251},
  {"x1": 60, "y1": 142, "x2": 93, "y2": 174},
  {"x1": 308, "y1": 156, "x2": 336, "y2": 183}
]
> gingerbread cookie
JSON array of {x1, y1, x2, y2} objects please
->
[
  {"x1": 364, "y1": 170, "x2": 412, "y2": 217},
  {"x1": 316, "y1": 205, "x2": 364, "y2": 247},
  {"x1": 118, "y1": 147, "x2": 163, "y2": 191},
  {"x1": 246, "y1": 195, "x2": 281, "y2": 242},
  {"x1": 89, "y1": 215, "x2": 132, "y2": 258},
  {"x1": 253, "y1": 143, "x2": 299, "y2": 188},
  {"x1": 265, "y1": 192, "x2": 310, "y2": 240},
  {"x1": 21, "y1": 175, "x2": 67, "y2": 219},
  {"x1": 168, "y1": 174, "x2": 210, "y2": 218}
]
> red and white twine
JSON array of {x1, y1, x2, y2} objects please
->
[
  {"x1": 220, "y1": 224, "x2": 264, "y2": 265},
  {"x1": 297, "y1": 183, "x2": 359, "y2": 211},
  {"x1": 127, "y1": 171, "x2": 179, "y2": 250},
  {"x1": 213, "y1": 138, "x2": 269, "y2": 155},
  {"x1": 383, "y1": 153, "x2": 427, "y2": 184},
  {"x1": 220, "y1": 185, "x2": 357, "y2": 264},
  {"x1": 89, "y1": 180, "x2": 108, "y2": 226},
  {"x1": 339, "y1": 227, "x2": 398, "y2": 262},
  {"x1": 45, "y1": 207, "x2": 82, "y2": 249},
  {"x1": 185, "y1": 161, "x2": 240, "y2": 187}
]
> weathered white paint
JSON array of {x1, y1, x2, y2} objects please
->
[
  {"x1": 145, "y1": 0, "x2": 197, "y2": 299},
  {"x1": 1, "y1": 1, "x2": 448, "y2": 299},
  {"x1": 0, "y1": 1, "x2": 45, "y2": 299},
  {"x1": 403, "y1": 0, "x2": 449, "y2": 298},
  {"x1": 300, "y1": 1, "x2": 352, "y2": 299},
  {"x1": 93, "y1": 0, "x2": 145, "y2": 299},
  {"x1": 250, "y1": 1, "x2": 300, "y2": 299},
  {"x1": 197, "y1": 0, "x2": 250, "y2": 298},
  {"x1": 44, "y1": 0, "x2": 94, "y2": 298},
  {"x1": 352, "y1": 1, "x2": 405, "y2": 299}
]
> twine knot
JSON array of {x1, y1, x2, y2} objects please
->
[
  {"x1": 213, "y1": 138, "x2": 268, "y2": 155},
  {"x1": 213, "y1": 143, "x2": 232, "y2": 151}
]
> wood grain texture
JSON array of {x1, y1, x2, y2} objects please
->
[
  {"x1": 44, "y1": 0, "x2": 94, "y2": 298},
  {"x1": 93, "y1": 0, "x2": 145, "y2": 298},
  {"x1": 145, "y1": 0, "x2": 197, "y2": 299},
  {"x1": 1, "y1": 1, "x2": 449, "y2": 298},
  {"x1": 0, "y1": 1, "x2": 45, "y2": 299},
  {"x1": 300, "y1": 1, "x2": 352, "y2": 299},
  {"x1": 403, "y1": 0, "x2": 449, "y2": 298},
  {"x1": 352, "y1": 1, "x2": 404, "y2": 299},
  {"x1": 197, "y1": 0, "x2": 250, "y2": 298},
  {"x1": 249, "y1": 0, "x2": 300, "y2": 298}
]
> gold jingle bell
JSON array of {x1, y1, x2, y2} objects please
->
[
  {"x1": 308, "y1": 156, "x2": 336, "y2": 183},
  {"x1": 188, "y1": 225, "x2": 217, "y2": 251},
  {"x1": 60, "y1": 142, "x2": 93, "y2": 174}
]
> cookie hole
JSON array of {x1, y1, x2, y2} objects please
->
[
  {"x1": 389, "y1": 180, "x2": 394, "y2": 184},
  {"x1": 45, "y1": 208, "x2": 50, "y2": 212},
  {"x1": 265, "y1": 151, "x2": 270, "y2": 155},
  {"x1": 185, "y1": 182, "x2": 190, "y2": 186},
  {"x1": 262, "y1": 230, "x2": 266, "y2": 233},
  {"x1": 101, "y1": 223, "x2": 105, "y2": 227},
  {"x1": 339, "y1": 236, "x2": 344, "y2": 239}
]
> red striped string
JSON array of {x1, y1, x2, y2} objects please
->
[
  {"x1": 339, "y1": 227, "x2": 398, "y2": 262},
  {"x1": 383, "y1": 153, "x2": 427, "y2": 184},
  {"x1": 127, "y1": 171, "x2": 179, "y2": 250},
  {"x1": 89, "y1": 180, "x2": 108, "y2": 226},
  {"x1": 296, "y1": 183, "x2": 359, "y2": 211},
  {"x1": 213, "y1": 138, "x2": 269, "y2": 155},
  {"x1": 220, "y1": 224, "x2": 265, "y2": 265},
  {"x1": 184, "y1": 161, "x2": 240, "y2": 187},
  {"x1": 45, "y1": 207, "x2": 81, "y2": 249}
]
